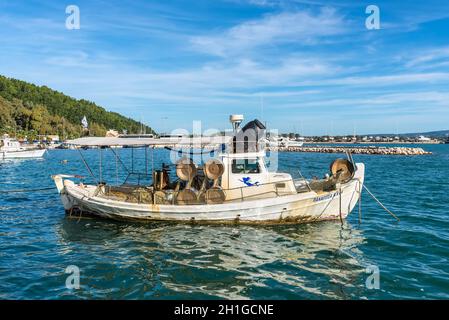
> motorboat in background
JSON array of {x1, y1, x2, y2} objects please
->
[
  {"x1": 280, "y1": 136, "x2": 304, "y2": 148},
  {"x1": 263, "y1": 136, "x2": 304, "y2": 148},
  {"x1": 0, "y1": 135, "x2": 46, "y2": 159}
]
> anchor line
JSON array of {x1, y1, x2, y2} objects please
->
[
  {"x1": 358, "y1": 179, "x2": 362, "y2": 224},
  {"x1": 363, "y1": 184, "x2": 400, "y2": 222},
  {"x1": 311, "y1": 190, "x2": 336, "y2": 222}
]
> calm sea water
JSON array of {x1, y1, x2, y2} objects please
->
[{"x1": 1, "y1": 145, "x2": 448, "y2": 299}]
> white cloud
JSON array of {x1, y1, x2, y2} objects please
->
[
  {"x1": 45, "y1": 51, "x2": 90, "y2": 67},
  {"x1": 108, "y1": 57, "x2": 337, "y2": 93},
  {"x1": 291, "y1": 72, "x2": 449, "y2": 88},
  {"x1": 404, "y1": 47, "x2": 449, "y2": 68},
  {"x1": 190, "y1": 8, "x2": 348, "y2": 56},
  {"x1": 287, "y1": 91, "x2": 449, "y2": 109},
  {"x1": 245, "y1": 0, "x2": 281, "y2": 7}
]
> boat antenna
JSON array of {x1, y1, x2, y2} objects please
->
[{"x1": 230, "y1": 115, "x2": 244, "y2": 133}]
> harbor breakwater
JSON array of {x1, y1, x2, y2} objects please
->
[{"x1": 275, "y1": 146, "x2": 432, "y2": 155}]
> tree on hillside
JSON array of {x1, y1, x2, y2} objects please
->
[{"x1": 0, "y1": 75, "x2": 155, "y2": 138}]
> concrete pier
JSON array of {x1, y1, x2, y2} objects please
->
[{"x1": 275, "y1": 146, "x2": 432, "y2": 155}]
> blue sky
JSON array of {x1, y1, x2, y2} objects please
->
[{"x1": 1, "y1": 0, "x2": 449, "y2": 135}]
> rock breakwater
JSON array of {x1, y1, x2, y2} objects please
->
[{"x1": 275, "y1": 146, "x2": 431, "y2": 155}]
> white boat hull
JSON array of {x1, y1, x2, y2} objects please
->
[
  {"x1": 1, "y1": 148, "x2": 46, "y2": 159},
  {"x1": 53, "y1": 164, "x2": 365, "y2": 224}
]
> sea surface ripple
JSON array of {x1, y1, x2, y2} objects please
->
[{"x1": 0, "y1": 145, "x2": 448, "y2": 299}]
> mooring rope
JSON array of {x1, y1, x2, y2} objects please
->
[
  {"x1": 363, "y1": 184, "x2": 400, "y2": 222},
  {"x1": 339, "y1": 186, "x2": 343, "y2": 224},
  {"x1": 0, "y1": 186, "x2": 56, "y2": 193},
  {"x1": 358, "y1": 180, "x2": 362, "y2": 224}
]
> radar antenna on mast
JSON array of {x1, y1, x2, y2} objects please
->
[{"x1": 230, "y1": 114, "x2": 244, "y2": 133}]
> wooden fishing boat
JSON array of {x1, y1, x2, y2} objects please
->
[{"x1": 52, "y1": 116, "x2": 364, "y2": 224}]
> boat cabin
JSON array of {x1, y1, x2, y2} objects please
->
[
  {"x1": 219, "y1": 151, "x2": 297, "y2": 201},
  {"x1": 0, "y1": 135, "x2": 24, "y2": 152}
]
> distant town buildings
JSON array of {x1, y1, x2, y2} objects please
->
[
  {"x1": 279, "y1": 133, "x2": 443, "y2": 144},
  {"x1": 106, "y1": 129, "x2": 120, "y2": 137}
]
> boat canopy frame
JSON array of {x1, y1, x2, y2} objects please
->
[
  {"x1": 74, "y1": 141, "x2": 229, "y2": 188},
  {"x1": 66, "y1": 136, "x2": 232, "y2": 147},
  {"x1": 77, "y1": 146, "x2": 162, "y2": 187},
  {"x1": 74, "y1": 145, "x2": 306, "y2": 205}
]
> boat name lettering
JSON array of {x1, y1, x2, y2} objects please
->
[{"x1": 313, "y1": 191, "x2": 341, "y2": 202}]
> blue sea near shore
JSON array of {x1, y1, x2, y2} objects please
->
[{"x1": 0, "y1": 144, "x2": 448, "y2": 299}]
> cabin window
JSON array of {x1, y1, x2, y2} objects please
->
[{"x1": 232, "y1": 159, "x2": 260, "y2": 174}]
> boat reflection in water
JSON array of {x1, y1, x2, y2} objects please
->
[{"x1": 58, "y1": 218, "x2": 369, "y2": 299}]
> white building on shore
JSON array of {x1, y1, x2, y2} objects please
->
[{"x1": 417, "y1": 135, "x2": 431, "y2": 142}]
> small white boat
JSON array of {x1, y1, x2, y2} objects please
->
[
  {"x1": 283, "y1": 137, "x2": 304, "y2": 148},
  {"x1": 1, "y1": 135, "x2": 46, "y2": 159},
  {"x1": 263, "y1": 136, "x2": 304, "y2": 148},
  {"x1": 52, "y1": 116, "x2": 364, "y2": 224}
]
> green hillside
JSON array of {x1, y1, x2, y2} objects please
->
[{"x1": 0, "y1": 75, "x2": 154, "y2": 140}]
